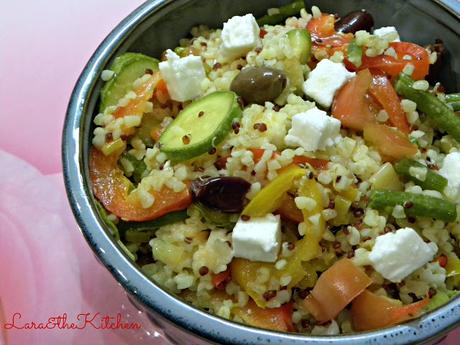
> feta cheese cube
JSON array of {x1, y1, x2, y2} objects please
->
[
  {"x1": 221, "y1": 14, "x2": 260, "y2": 59},
  {"x1": 369, "y1": 227, "x2": 438, "y2": 282},
  {"x1": 158, "y1": 49, "x2": 206, "y2": 102},
  {"x1": 232, "y1": 214, "x2": 281, "y2": 262},
  {"x1": 439, "y1": 152, "x2": 460, "y2": 203},
  {"x1": 285, "y1": 107, "x2": 341, "y2": 151},
  {"x1": 303, "y1": 59, "x2": 355, "y2": 108},
  {"x1": 373, "y1": 26, "x2": 401, "y2": 42}
]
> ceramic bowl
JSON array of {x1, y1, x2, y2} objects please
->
[{"x1": 63, "y1": 1, "x2": 460, "y2": 343}]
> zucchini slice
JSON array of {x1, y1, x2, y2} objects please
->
[
  {"x1": 159, "y1": 91, "x2": 242, "y2": 162},
  {"x1": 287, "y1": 29, "x2": 312, "y2": 64},
  {"x1": 100, "y1": 53, "x2": 159, "y2": 112}
]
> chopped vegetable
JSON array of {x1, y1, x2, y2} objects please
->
[
  {"x1": 235, "y1": 300, "x2": 295, "y2": 332},
  {"x1": 292, "y1": 156, "x2": 329, "y2": 170},
  {"x1": 89, "y1": 148, "x2": 192, "y2": 221},
  {"x1": 303, "y1": 258, "x2": 372, "y2": 322},
  {"x1": 119, "y1": 152, "x2": 147, "y2": 184},
  {"x1": 369, "y1": 75, "x2": 410, "y2": 133},
  {"x1": 257, "y1": 0, "x2": 305, "y2": 26},
  {"x1": 159, "y1": 91, "x2": 242, "y2": 162},
  {"x1": 394, "y1": 159, "x2": 448, "y2": 193},
  {"x1": 276, "y1": 194, "x2": 304, "y2": 223},
  {"x1": 212, "y1": 269, "x2": 232, "y2": 290},
  {"x1": 193, "y1": 203, "x2": 239, "y2": 228},
  {"x1": 361, "y1": 42, "x2": 429, "y2": 80},
  {"x1": 287, "y1": 29, "x2": 312, "y2": 64},
  {"x1": 242, "y1": 165, "x2": 305, "y2": 217},
  {"x1": 332, "y1": 69, "x2": 376, "y2": 130},
  {"x1": 117, "y1": 210, "x2": 188, "y2": 232},
  {"x1": 426, "y1": 290, "x2": 460, "y2": 311},
  {"x1": 307, "y1": 13, "x2": 336, "y2": 38},
  {"x1": 298, "y1": 178, "x2": 325, "y2": 240},
  {"x1": 100, "y1": 53, "x2": 159, "y2": 112},
  {"x1": 351, "y1": 290, "x2": 429, "y2": 331},
  {"x1": 395, "y1": 73, "x2": 460, "y2": 142},
  {"x1": 347, "y1": 39, "x2": 362, "y2": 68},
  {"x1": 368, "y1": 190, "x2": 457, "y2": 222},
  {"x1": 231, "y1": 236, "x2": 320, "y2": 307},
  {"x1": 369, "y1": 162, "x2": 403, "y2": 191},
  {"x1": 101, "y1": 138, "x2": 126, "y2": 156},
  {"x1": 136, "y1": 112, "x2": 162, "y2": 147},
  {"x1": 363, "y1": 123, "x2": 417, "y2": 161},
  {"x1": 445, "y1": 93, "x2": 460, "y2": 111},
  {"x1": 330, "y1": 195, "x2": 352, "y2": 226}
]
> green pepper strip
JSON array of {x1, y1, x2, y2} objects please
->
[
  {"x1": 394, "y1": 159, "x2": 447, "y2": 193},
  {"x1": 395, "y1": 74, "x2": 460, "y2": 142},
  {"x1": 118, "y1": 210, "x2": 189, "y2": 233},
  {"x1": 369, "y1": 190, "x2": 457, "y2": 223},
  {"x1": 257, "y1": 0, "x2": 305, "y2": 26},
  {"x1": 445, "y1": 93, "x2": 460, "y2": 111}
]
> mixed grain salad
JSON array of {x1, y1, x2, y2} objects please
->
[{"x1": 90, "y1": 1, "x2": 460, "y2": 334}]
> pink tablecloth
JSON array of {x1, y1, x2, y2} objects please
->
[{"x1": 0, "y1": 0, "x2": 458, "y2": 344}]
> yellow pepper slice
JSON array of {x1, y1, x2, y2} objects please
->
[
  {"x1": 242, "y1": 165, "x2": 305, "y2": 217},
  {"x1": 299, "y1": 178, "x2": 325, "y2": 240},
  {"x1": 231, "y1": 237, "x2": 320, "y2": 308}
]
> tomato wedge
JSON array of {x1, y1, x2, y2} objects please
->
[
  {"x1": 369, "y1": 75, "x2": 410, "y2": 133},
  {"x1": 363, "y1": 123, "x2": 417, "y2": 161},
  {"x1": 351, "y1": 290, "x2": 429, "y2": 331},
  {"x1": 89, "y1": 148, "x2": 192, "y2": 221},
  {"x1": 303, "y1": 258, "x2": 372, "y2": 322},
  {"x1": 361, "y1": 42, "x2": 429, "y2": 80},
  {"x1": 235, "y1": 300, "x2": 295, "y2": 332},
  {"x1": 113, "y1": 73, "x2": 160, "y2": 118},
  {"x1": 332, "y1": 69, "x2": 376, "y2": 130}
]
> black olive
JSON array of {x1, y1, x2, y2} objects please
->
[
  {"x1": 426, "y1": 39, "x2": 446, "y2": 85},
  {"x1": 230, "y1": 67, "x2": 287, "y2": 105},
  {"x1": 335, "y1": 9, "x2": 374, "y2": 34},
  {"x1": 190, "y1": 176, "x2": 251, "y2": 213}
]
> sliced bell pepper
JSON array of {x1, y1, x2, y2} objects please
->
[
  {"x1": 212, "y1": 268, "x2": 232, "y2": 290},
  {"x1": 303, "y1": 258, "x2": 372, "y2": 322},
  {"x1": 298, "y1": 178, "x2": 325, "y2": 240},
  {"x1": 242, "y1": 165, "x2": 305, "y2": 217},
  {"x1": 276, "y1": 194, "x2": 304, "y2": 223},
  {"x1": 113, "y1": 72, "x2": 160, "y2": 118},
  {"x1": 89, "y1": 148, "x2": 192, "y2": 221},
  {"x1": 351, "y1": 290, "x2": 429, "y2": 331}
]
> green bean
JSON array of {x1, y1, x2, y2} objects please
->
[
  {"x1": 368, "y1": 190, "x2": 457, "y2": 222},
  {"x1": 395, "y1": 74, "x2": 460, "y2": 142},
  {"x1": 394, "y1": 159, "x2": 447, "y2": 193},
  {"x1": 257, "y1": 0, "x2": 305, "y2": 26}
]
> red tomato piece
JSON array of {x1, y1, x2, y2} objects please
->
[
  {"x1": 363, "y1": 123, "x2": 417, "y2": 161},
  {"x1": 369, "y1": 75, "x2": 410, "y2": 133},
  {"x1": 332, "y1": 69, "x2": 376, "y2": 130},
  {"x1": 361, "y1": 42, "x2": 429, "y2": 80}
]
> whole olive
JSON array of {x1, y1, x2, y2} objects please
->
[
  {"x1": 190, "y1": 176, "x2": 251, "y2": 213},
  {"x1": 230, "y1": 67, "x2": 287, "y2": 105},
  {"x1": 335, "y1": 9, "x2": 374, "y2": 34}
]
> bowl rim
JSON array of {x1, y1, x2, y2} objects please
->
[{"x1": 62, "y1": 0, "x2": 460, "y2": 343}]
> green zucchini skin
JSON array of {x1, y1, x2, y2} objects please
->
[
  {"x1": 159, "y1": 91, "x2": 242, "y2": 163},
  {"x1": 100, "y1": 53, "x2": 159, "y2": 113}
]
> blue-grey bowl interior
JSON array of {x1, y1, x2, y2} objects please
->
[{"x1": 63, "y1": 0, "x2": 460, "y2": 344}]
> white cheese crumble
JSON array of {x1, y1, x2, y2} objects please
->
[{"x1": 369, "y1": 227, "x2": 438, "y2": 283}]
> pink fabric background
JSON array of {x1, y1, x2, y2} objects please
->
[{"x1": 0, "y1": 0, "x2": 458, "y2": 344}]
